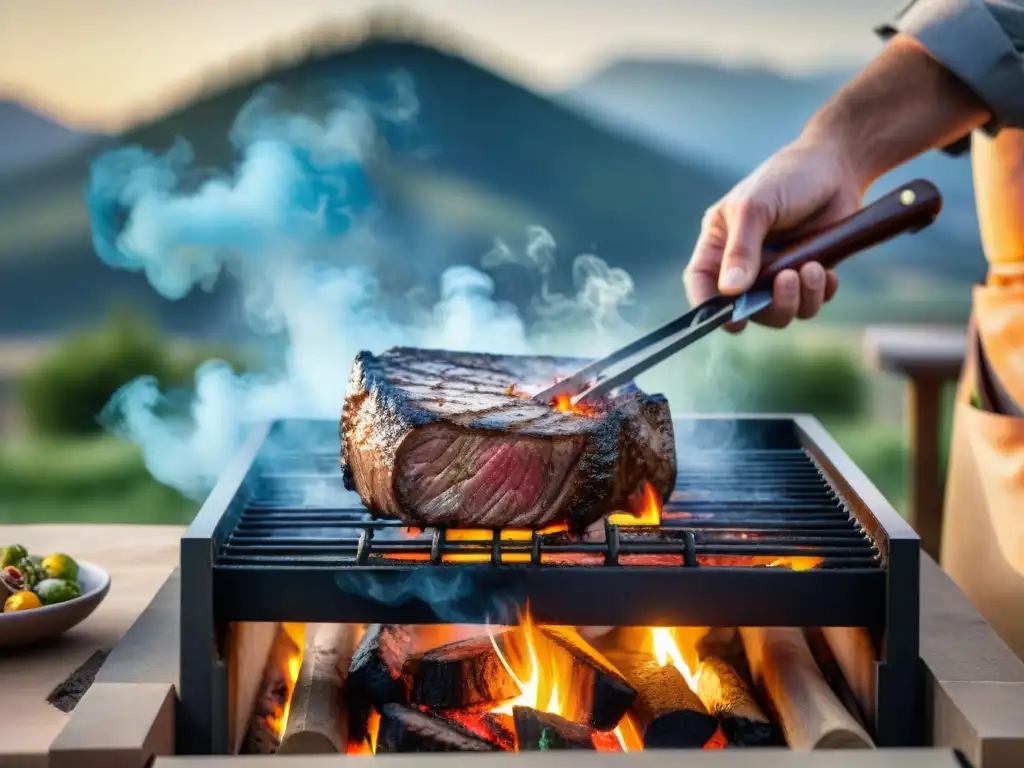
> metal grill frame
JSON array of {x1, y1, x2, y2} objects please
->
[{"x1": 177, "y1": 414, "x2": 921, "y2": 753}]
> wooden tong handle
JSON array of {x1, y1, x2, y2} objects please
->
[{"x1": 757, "y1": 179, "x2": 943, "y2": 286}]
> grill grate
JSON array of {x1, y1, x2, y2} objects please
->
[
  {"x1": 180, "y1": 417, "x2": 922, "y2": 754},
  {"x1": 217, "y1": 443, "x2": 881, "y2": 571}
]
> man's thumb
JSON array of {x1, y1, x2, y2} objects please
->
[{"x1": 718, "y1": 201, "x2": 770, "y2": 295}]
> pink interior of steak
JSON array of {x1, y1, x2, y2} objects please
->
[{"x1": 394, "y1": 424, "x2": 587, "y2": 528}]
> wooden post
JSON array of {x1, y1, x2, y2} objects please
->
[
  {"x1": 862, "y1": 326, "x2": 965, "y2": 560},
  {"x1": 907, "y1": 374, "x2": 946, "y2": 560}
]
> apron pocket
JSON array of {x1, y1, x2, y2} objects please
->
[{"x1": 958, "y1": 399, "x2": 1024, "y2": 574}]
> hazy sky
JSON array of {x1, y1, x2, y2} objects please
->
[{"x1": 0, "y1": 0, "x2": 896, "y2": 130}]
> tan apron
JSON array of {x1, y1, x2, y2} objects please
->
[
  {"x1": 942, "y1": 284, "x2": 1024, "y2": 658},
  {"x1": 939, "y1": 128, "x2": 1024, "y2": 658}
]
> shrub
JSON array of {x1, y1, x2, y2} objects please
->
[
  {"x1": 19, "y1": 307, "x2": 245, "y2": 436},
  {"x1": 743, "y1": 344, "x2": 867, "y2": 419},
  {"x1": 662, "y1": 337, "x2": 868, "y2": 421}
]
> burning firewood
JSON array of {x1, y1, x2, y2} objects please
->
[
  {"x1": 406, "y1": 631, "x2": 521, "y2": 710},
  {"x1": 694, "y1": 654, "x2": 784, "y2": 747},
  {"x1": 375, "y1": 703, "x2": 500, "y2": 753},
  {"x1": 604, "y1": 650, "x2": 718, "y2": 748},
  {"x1": 241, "y1": 627, "x2": 301, "y2": 755},
  {"x1": 512, "y1": 706, "x2": 596, "y2": 750},
  {"x1": 444, "y1": 711, "x2": 517, "y2": 751},
  {"x1": 347, "y1": 624, "x2": 414, "y2": 707},
  {"x1": 534, "y1": 627, "x2": 638, "y2": 731},
  {"x1": 739, "y1": 627, "x2": 874, "y2": 749},
  {"x1": 279, "y1": 623, "x2": 359, "y2": 754}
]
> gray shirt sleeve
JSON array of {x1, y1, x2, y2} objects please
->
[{"x1": 876, "y1": 0, "x2": 1024, "y2": 154}]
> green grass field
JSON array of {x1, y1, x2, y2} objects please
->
[
  {"x1": 0, "y1": 435, "x2": 199, "y2": 525},
  {"x1": 0, "y1": 418, "x2": 911, "y2": 526}
]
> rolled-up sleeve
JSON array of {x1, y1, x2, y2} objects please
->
[{"x1": 877, "y1": 0, "x2": 1024, "y2": 153}]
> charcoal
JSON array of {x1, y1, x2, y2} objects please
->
[
  {"x1": 346, "y1": 625, "x2": 414, "y2": 709},
  {"x1": 513, "y1": 706, "x2": 595, "y2": 750},
  {"x1": 375, "y1": 703, "x2": 499, "y2": 753},
  {"x1": 443, "y1": 711, "x2": 516, "y2": 751},
  {"x1": 696, "y1": 654, "x2": 783, "y2": 747}
]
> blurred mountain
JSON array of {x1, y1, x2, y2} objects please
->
[
  {"x1": 560, "y1": 57, "x2": 985, "y2": 297},
  {"x1": 0, "y1": 20, "x2": 977, "y2": 339},
  {"x1": 0, "y1": 17, "x2": 738, "y2": 338},
  {"x1": 0, "y1": 101, "x2": 102, "y2": 180}
]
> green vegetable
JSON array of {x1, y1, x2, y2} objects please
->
[
  {"x1": 0, "y1": 545, "x2": 28, "y2": 568},
  {"x1": 34, "y1": 578, "x2": 82, "y2": 606},
  {"x1": 16, "y1": 558, "x2": 46, "y2": 589}
]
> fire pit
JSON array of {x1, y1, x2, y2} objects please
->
[{"x1": 178, "y1": 415, "x2": 920, "y2": 756}]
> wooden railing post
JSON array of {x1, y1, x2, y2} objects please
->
[
  {"x1": 906, "y1": 373, "x2": 947, "y2": 560},
  {"x1": 862, "y1": 327, "x2": 966, "y2": 561}
]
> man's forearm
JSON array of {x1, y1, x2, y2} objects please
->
[{"x1": 802, "y1": 34, "x2": 991, "y2": 191}]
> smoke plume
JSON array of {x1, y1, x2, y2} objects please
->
[{"x1": 86, "y1": 79, "x2": 640, "y2": 497}]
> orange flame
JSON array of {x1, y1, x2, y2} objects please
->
[
  {"x1": 505, "y1": 380, "x2": 599, "y2": 417},
  {"x1": 650, "y1": 627, "x2": 726, "y2": 749},
  {"x1": 485, "y1": 616, "x2": 627, "y2": 752},
  {"x1": 609, "y1": 482, "x2": 662, "y2": 527},
  {"x1": 267, "y1": 641, "x2": 303, "y2": 736}
]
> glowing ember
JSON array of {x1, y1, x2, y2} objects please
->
[
  {"x1": 609, "y1": 482, "x2": 663, "y2": 527},
  {"x1": 696, "y1": 555, "x2": 825, "y2": 570},
  {"x1": 550, "y1": 392, "x2": 599, "y2": 416},
  {"x1": 705, "y1": 728, "x2": 729, "y2": 749},
  {"x1": 446, "y1": 524, "x2": 568, "y2": 542},
  {"x1": 503, "y1": 379, "x2": 599, "y2": 416}
]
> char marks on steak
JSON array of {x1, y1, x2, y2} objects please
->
[{"x1": 340, "y1": 348, "x2": 675, "y2": 530}]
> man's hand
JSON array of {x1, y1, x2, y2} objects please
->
[
  {"x1": 684, "y1": 137, "x2": 858, "y2": 331},
  {"x1": 683, "y1": 33, "x2": 991, "y2": 332}
]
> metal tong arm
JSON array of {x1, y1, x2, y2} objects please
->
[{"x1": 532, "y1": 178, "x2": 944, "y2": 404}]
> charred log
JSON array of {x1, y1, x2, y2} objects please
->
[
  {"x1": 513, "y1": 707, "x2": 595, "y2": 750},
  {"x1": 535, "y1": 627, "x2": 637, "y2": 730},
  {"x1": 375, "y1": 703, "x2": 500, "y2": 753},
  {"x1": 407, "y1": 631, "x2": 521, "y2": 709},
  {"x1": 347, "y1": 624, "x2": 413, "y2": 707},
  {"x1": 695, "y1": 654, "x2": 784, "y2": 747},
  {"x1": 279, "y1": 623, "x2": 359, "y2": 754},
  {"x1": 443, "y1": 711, "x2": 517, "y2": 751},
  {"x1": 605, "y1": 651, "x2": 718, "y2": 749}
]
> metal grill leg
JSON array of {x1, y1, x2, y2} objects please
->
[
  {"x1": 874, "y1": 537, "x2": 922, "y2": 746},
  {"x1": 178, "y1": 538, "x2": 229, "y2": 754}
]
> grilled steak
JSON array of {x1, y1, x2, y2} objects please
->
[{"x1": 340, "y1": 347, "x2": 676, "y2": 530}]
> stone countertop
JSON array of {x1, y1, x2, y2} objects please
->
[
  {"x1": 0, "y1": 524, "x2": 183, "y2": 768},
  {"x1": 8, "y1": 522, "x2": 1024, "y2": 767}
]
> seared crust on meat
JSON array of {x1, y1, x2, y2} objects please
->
[{"x1": 340, "y1": 348, "x2": 675, "y2": 530}]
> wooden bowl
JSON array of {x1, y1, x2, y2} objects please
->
[{"x1": 0, "y1": 561, "x2": 110, "y2": 650}]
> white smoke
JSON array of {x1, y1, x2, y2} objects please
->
[{"x1": 87, "y1": 79, "x2": 639, "y2": 498}]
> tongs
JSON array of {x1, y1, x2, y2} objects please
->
[{"x1": 532, "y1": 179, "x2": 943, "y2": 407}]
